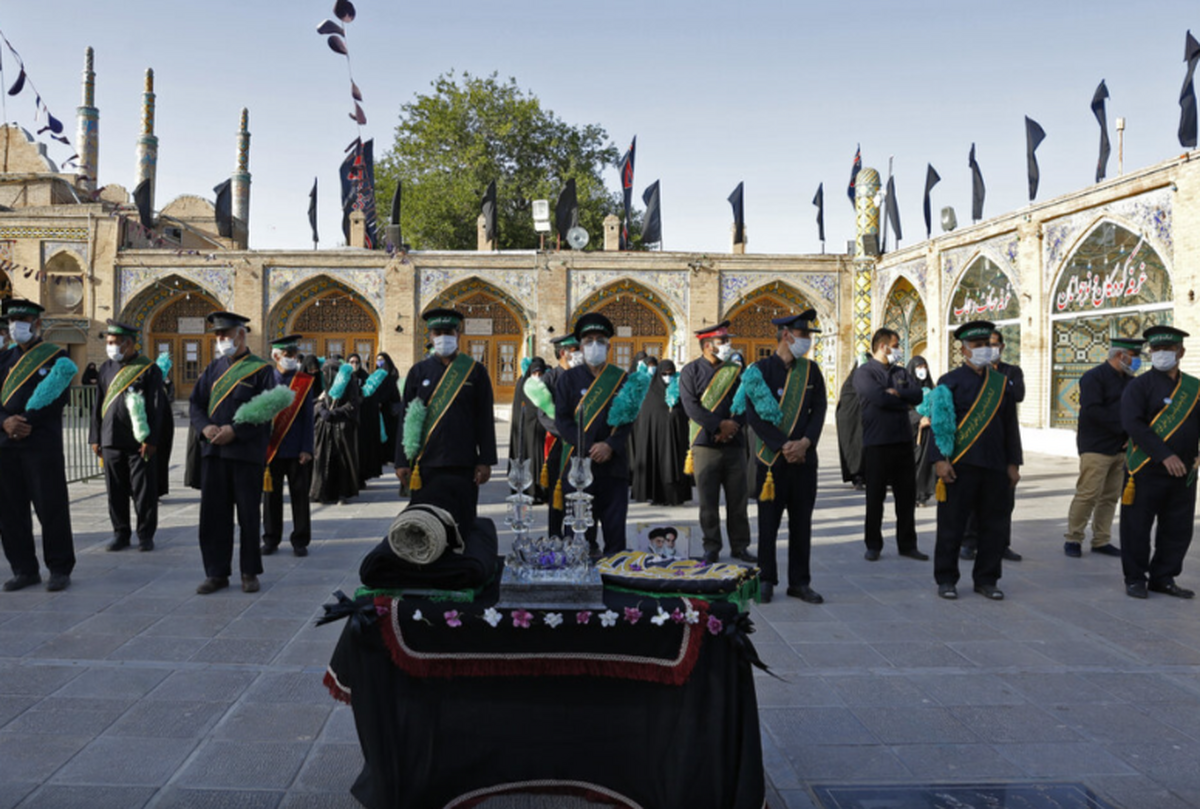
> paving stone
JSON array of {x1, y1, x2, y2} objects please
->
[
  {"x1": 217, "y1": 617, "x2": 309, "y2": 641},
  {"x1": 776, "y1": 790, "x2": 820, "y2": 809},
  {"x1": 826, "y1": 675, "x2": 937, "y2": 708},
  {"x1": 904, "y1": 673, "x2": 1026, "y2": 706},
  {"x1": 1105, "y1": 741, "x2": 1200, "y2": 789},
  {"x1": 241, "y1": 672, "x2": 332, "y2": 705},
  {"x1": 277, "y1": 794, "x2": 364, "y2": 809},
  {"x1": 851, "y1": 706, "x2": 979, "y2": 744},
  {"x1": 214, "y1": 703, "x2": 331, "y2": 743},
  {"x1": 149, "y1": 788, "x2": 284, "y2": 809},
  {"x1": 143, "y1": 614, "x2": 236, "y2": 638},
  {"x1": 0, "y1": 733, "x2": 92, "y2": 781},
  {"x1": 949, "y1": 704, "x2": 1084, "y2": 743},
  {"x1": 792, "y1": 641, "x2": 893, "y2": 669},
  {"x1": 753, "y1": 675, "x2": 843, "y2": 708},
  {"x1": 105, "y1": 699, "x2": 230, "y2": 738},
  {"x1": 994, "y1": 672, "x2": 1120, "y2": 705},
  {"x1": 5, "y1": 697, "x2": 133, "y2": 736},
  {"x1": 0, "y1": 783, "x2": 35, "y2": 809},
  {"x1": 944, "y1": 639, "x2": 1059, "y2": 668},
  {"x1": 843, "y1": 620, "x2": 936, "y2": 642},
  {"x1": 777, "y1": 743, "x2": 911, "y2": 781},
  {"x1": 146, "y1": 670, "x2": 259, "y2": 702},
  {"x1": 1081, "y1": 672, "x2": 1200, "y2": 704},
  {"x1": 17, "y1": 785, "x2": 155, "y2": 808},
  {"x1": 993, "y1": 741, "x2": 1137, "y2": 777},
  {"x1": 11, "y1": 611, "x2": 92, "y2": 633},
  {"x1": 0, "y1": 664, "x2": 84, "y2": 696},
  {"x1": 1051, "y1": 702, "x2": 1196, "y2": 744},
  {"x1": 28, "y1": 632, "x2": 132, "y2": 660},
  {"x1": 770, "y1": 620, "x2": 859, "y2": 643},
  {"x1": 52, "y1": 666, "x2": 170, "y2": 699},
  {"x1": 71, "y1": 611, "x2": 161, "y2": 636},
  {"x1": 1087, "y1": 773, "x2": 1198, "y2": 809},
  {"x1": 0, "y1": 631, "x2": 56, "y2": 657},
  {"x1": 107, "y1": 635, "x2": 210, "y2": 662},
  {"x1": 891, "y1": 743, "x2": 1027, "y2": 779},
  {"x1": 175, "y1": 741, "x2": 311, "y2": 789},
  {"x1": 51, "y1": 735, "x2": 196, "y2": 786},
  {"x1": 0, "y1": 695, "x2": 36, "y2": 728},
  {"x1": 291, "y1": 743, "x2": 363, "y2": 792},
  {"x1": 190, "y1": 638, "x2": 288, "y2": 665},
  {"x1": 761, "y1": 707, "x2": 877, "y2": 746},
  {"x1": 869, "y1": 641, "x2": 974, "y2": 669}
]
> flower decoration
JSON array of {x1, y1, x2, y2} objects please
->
[
  {"x1": 544, "y1": 612, "x2": 564, "y2": 629},
  {"x1": 444, "y1": 610, "x2": 462, "y2": 628},
  {"x1": 630, "y1": 564, "x2": 643, "y2": 572},
  {"x1": 512, "y1": 609, "x2": 533, "y2": 629},
  {"x1": 412, "y1": 609, "x2": 424, "y2": 622},
  {"x1": 374, "y1": 603, "x2": 389, "y2": 617},
  {"x1": 671, "y1": 608, "x2": 686, "y2": 624},
  {"x1": 651, "y1": 607, "x2": 670, "y2": 626},
  {"x1": 575, "y1": 610, "x2": 592, "y2": 625},
  {"x1": 624, "y1": 607, "x2": 643, "y2": 625},
  {"x1": 684, "y1": 604, "x2": 700, "y2": 625},
  {"x1": 599, "y1": 610, "x2": 619, "y2": 628},
  {"x1": 483, "y1": 607, "x2": 503, "y2": 628},
  {"x1": 707, "y1": 615, "x2": 723, "y2": 635}
]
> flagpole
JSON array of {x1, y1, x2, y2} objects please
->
[{"x1": 880, "y1": 155, "x2": 893, "y2": 253}]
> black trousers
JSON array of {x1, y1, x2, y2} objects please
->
[
  {"x1": 1119, "y1": 472, "x2": 1196, "y2": 586},
  {"x1": 863, "y1": 442, "x2": 918, "y2": 553},
  {"x1": 262, "y1": 456, "x2": 312, "y2": 549},
  {"x1": 410, "y1": 466, "x2": 479, "y2": 536},
  {"x1": 961, "y1": 485, "x2": 1015, "y2": 552},
  {"x1": 0, "y1": 448, "x2": 75, "y2": 578},
  {"x1": 563, "y1": 473, "x2": 628, "y2": 555},
  {"x1": 199, "y1": 457, "x2": 264, "y2": 579},
  {"x1": 102, "y1": 447, "x2": 158, "y2": 544},
  {"x1": 934, "y1": 465, "x2": 1008, "y2": 587},
  {"x1": 755, "y1": 460, "x2": 817, "y2": 588}
]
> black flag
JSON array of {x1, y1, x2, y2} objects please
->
[
  {"x1": 641, "y1": 181, "x2": 662, "y2": 246},
  {"x1": 1180, "y1": 31, "x2": 1200, "y2": 149},
  {"x1": 213, "y1": 179, "x2": 232, "y2": 238},
  {"x1": 481, "y1": 179, "x2": 497, "y2": 243},
  {"x1": 1092, "y1": 80, "x2": 1111, "y2": 182},
  {"x1": 308, "y1": 177, "x2": 319, "y2": 245},
  {"x1": 846, "y1": 145, "x2": 861, "y2": 207},
  {"x1": 968, "y1": 143, "x2": 985, "y2": 222},
  {"x1": 885, "y1": 175, "x2": 901, "y2": 244},
  {"x1": 728, "y1": 181, "x2": 745, "y2": 245},
  {"x1": 389, "y1": 180, "x2": 401, "y2": 226},
  {"x1": 133, "y1": 179, "x2": 153, "y2": 230},
  {"x1": 812, "y1": 183, "x2": 825, "y2": 243},
  {"x1": 922, "y1": 164, "x2": 940, "y2": 239},
  {"x1": 619, "y1": 136, "x2": 636, "y2": 249},
  {"x1": 555, "y1": 178, "x2": 578, "y2": 242},
  {"x1": 1025, "y1": 116, "x2": 1046, "y2": 201},
  {"x1": 339, "y1": 138, "x2": 379, "y2": 248}
]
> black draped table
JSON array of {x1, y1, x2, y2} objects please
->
[{"x1": 323, "y1": 585, "x2": 766, "y2": 809}]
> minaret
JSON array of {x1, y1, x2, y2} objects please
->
[
  {"x1": 231, "y1": 108, "x2": 251, "y2": 238},
  {"x1": 134, "y1": 68, "x2": 158, "y2": 214},
  {"x1": 75, "y1": 47, "x2": 99, "y2": 192}
]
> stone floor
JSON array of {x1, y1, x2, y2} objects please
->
[{"x1": 0, "y1": 429, "x2": 1198, "y2": 808}]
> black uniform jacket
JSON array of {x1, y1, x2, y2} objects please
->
[
  {"x1": 0, "y1": 339, "x2": 70, "y2": 452},
  {"x1": 743, "y1": 354, "x2": 827, "y2": 463},
  {"x1": 928, "y1": 363, "x2": 1023, "y2": 472},
  {"x1": 88, "y1": 356, "x2": 165, "y2": 451},
  {"x1": 553, "y1": 363, "x2": 637, "y2": 480},
  {"x1": 853, "y1": 357, "x2": 923, "y2": 447},
  {"x1": 1121, "y1": 368, "x2": 1200, "y2": 477},
  {"x1": 188, "y1": 351, "x2": 277, "y2": 464},
  {"x1": 680, "y1": 357, "x2": 746, "y2": 449},
  {"x1": 393, "y1": 354, "x2": 498, "y2": 470}
]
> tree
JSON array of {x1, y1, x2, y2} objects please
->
[{"x1": 375, "y1": 71, "x2": 642, "y2": 251}]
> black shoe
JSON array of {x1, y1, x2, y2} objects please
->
[
  {"x1": 760, "y1": 582, "x2": 774, "y2": 603},
  {"x1": 1092, "y1": 544, "x2": 1121, "y2": 557},
  {"x1": 261, "y1": 542, "x2": 278, "y2": 556},
  {"x1": 703, "y1": 550, "x2": 720, "y2": 564},
  {"x1": 864, "y1": 548, "x2": 881, "y2": 561},
  {"x1": 1126, "y1": 581, "x2": 1148, "y2": 599},
  {"x1": 959, "y1": 546, "x2": 976, "y2": 560},
  {"x1": 1063, "y1": 542, "x2": 1082, "y2": 558},
  {"x1": 2, "y1": 573, "x2": 41, "y2": 592},
  {"x1": 196, "y1": 577, "x2": 230, "y2": 595},
  {"x1": 138, "y1": 540, "x2": 154, "y2": 552},
  {"x1": 974, "y1": 583, "x2": 1005, "y2": 600},
  {"x1": 241, "y1": 575, "x2": 260, "y2": 594},
  {"x1": 786, "y1": 585, "x2": 824, "y2": 604},
  {"x1": 733, "y1": 550, "x2": 758, "y2": 564},
  {"x1": 293, "y1": 546, "x2": 308, "y2": 558},
  {"x1": 106, "y1": 538, "x2": 131, "y2": 552},
  {"x1": 938, "y1": 584, "x2": 958, "y2": 600},
  {"x1": 1002, "y1": 548, "x2": 1023, "y2": 562},
  {"x1": 46, "y1": 573, "x2": 70, "y2": 592},
  {"x1": 898, "y1": 548, "x2": 929, "y2": 561},
  {"x1": 1149, "y1": 581, "x2": 1195, "y2": 599}
]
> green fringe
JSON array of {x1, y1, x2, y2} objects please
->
[
  {"x1": 520, "y1": 357, "x2": 532, "y2": 376},
  {"x1": 402, "y1": 398, "x2": 427, "y2": 460},
  {"x1": 155, "y1": 351, "x2": 172, "y2": 374},
  {"x1": 354, "y1": 584, "x2": 484, "y2": 603},
  {"x1": 607, "y1": 367, "x2": 651, "y2": 427},
  {"x1": 664, "y1": 373, "x2": 680, "y2": 408},
  {"x1": 731, "y1": 364, "x2": 781, "y2": 425},
  {"x1": 126, "y1": 390, "x2": 151, "y2": 443},
  {"x1": 362, "y1": 368, "x2": 388, "y2": 397},
  {"x1": 26, "y1": 357, "x2": 76, "y2": 412},
  {"x1": 232, "y1": 385, "x2": 296, "y2": 425},
  {"x1": 380, "y1": 412, "x2": 388, "y2": 443},
  {"x1": 328, "y1": 363, "x2": 353, "y2": 401},
  {"x1": 523, "y1": 375, "x2": 555, "y2": 418},
  {"x1": 917, "y1": 385, "x2": 956, "y2": 457}
]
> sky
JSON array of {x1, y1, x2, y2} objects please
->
[{"x1": 1, "y1": 0, "x2": 1197, "y2": 254}]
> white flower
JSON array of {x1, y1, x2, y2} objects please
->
[
  {"x1": 651, "y1": 608, "x2": 670, "y2": 626},
  {"x1": 599, "y1": 610, "x2": 619, "y2": 628},
  {"x1": 544, "y1": 612, "x2": 563, "y2": 628},
  {"x1": 412, "y1": 610, "x2": 424, "y2": 622},
  {"x1": 684, "y1": 605, "x2": 700, "y2": 625},
  {"x1": 483, "y1": 607, "x2": 503, "y2": 628}
]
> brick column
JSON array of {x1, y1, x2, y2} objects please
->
[{"x1": 538, "y1": 258, "x2": 569, "y2": 357}]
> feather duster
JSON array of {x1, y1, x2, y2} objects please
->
[
  {"x1": 523, "y1": 375, "x2": 555, "y2": 418},
  {"x1": 126, "y1": 389, "x2": 151, "y2": 443},
  {"x1": 379, "y1": 412, "x2": 388, "y2": 443},
  {"x1": 327, "y1": 362, "x2": 354, "y2": 401},
  {"x1": 607, "y1": 366, "x2": 651, "y2": 427},
  {"x1": 520, "y1": 357, "x2": 532, "y2": 376},
  {"x1": 361, "y1": 368, "x2": 388, "y2": 398},
  {"x1": 731, "y1": 364, "x2": 782, "y2": 425},
  {"x1": 317, "y1": 356, "x2": 327, "y2": 367},
  {"x1": 155, "y1": 351, "x2": 172, "y2": 375},
  {"x1": 402, "y1": 398, "x2": 427, "y2": 460},
  {"x1": 916, "y1": 385, "x2": 956, "y2": 458},
  {"x1": 25, "y1": 357, "x2": 77, "y2": 412},
  {"x1": 232, "y1": 386, "x2": 296, "y2": 425},
  {"x1": 664, "y1": 373, "x2": 680, "y2": 408}
]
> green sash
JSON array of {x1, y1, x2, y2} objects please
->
[
  {"x1": 208, "y1": 354, "x2": 270, "y2": 418},
  {"x1": 415, "y1": 352, "x2": 476, "y2": 461},
  {"x1": 688, "y1": 362, "x2": 743, "y2": 446},
  {"x1": 949, "y1": 368, "x2": 1007, "y2": 463},
  {"x1": 1126, "y1": 373, "x2": 1200, "y2": 477},
  {"x1": 100, "y1": 356, "x2": 153, "y2": 418},
  {"x1": 756, "y1": 359, "x2": 811, "y2": 467},
  {"x1": 0, "y1": 342, "x2": 61, "y2": 407},
  {"x1": 556, "y1": 363, "x2": 626, "y2": 479}
]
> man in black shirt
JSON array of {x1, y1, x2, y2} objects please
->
[
  {"x1": 854, "y1": 328, "x2": 927, "y2": 561},
  {"x1": 1064, "y1": 337, "x2": 1143, "y2": 558}
]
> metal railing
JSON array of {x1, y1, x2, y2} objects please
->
[{"x1": 64, "y1": 385, "x2": 102, "y2": 484}]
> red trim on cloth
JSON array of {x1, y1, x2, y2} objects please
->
[
  {"x1": 377, "y1": 597, "x2": 710, "y2": 685},
  {"x1": 324, "y1": 667, "x2": 352, "y2": 704}
]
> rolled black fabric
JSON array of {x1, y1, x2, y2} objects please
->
[{"x1": 359, "y1": 516, "x2": 499, "y2": 591}]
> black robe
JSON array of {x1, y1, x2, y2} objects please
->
[
  {"x1": 356, "y1": 369, "x2": 386, "y2": 484},
  {"x1": 507, "y1": 374, "x2": 549, "y2": 503},
  {"x1": 311, "y1": 365, "x2": 362, "y2": 503},
  {"x1": 184, "y1": 425, "x2": 202, "y2": 490},
  {"x1": 836, "y1": 364, "x2": 865, "y2": 484},
  {"x1": 907, "y1": 356, "x2": 938, "y2": 505},
  {"x1": 376, "y1": 370, "x2": 402, "y2": 466},
  {"x1": 156, "y1": 376, "x2": 175, "y2": 498},
  {"x1": 631, "y1": 373, "x2": 691, "y2": 505}
]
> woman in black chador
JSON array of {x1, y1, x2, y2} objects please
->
[
  {"x1": 836, "y1": 359, "x2": 866, "y2": 490},
  {"x1": 631, "y1": 359, "x2": 691, "y2": 506},
  {"x1": 373, "y1": 353, "x2": 402, "y2": 467},
  {"x1": 508, "y1": 357, "x2": 549, "y2": 503},
  {"x1": 310, "y1": 359, "x2": 362, "y2": 504},
  {"x1": 907, "y1": 355, "x2": 938, "y2": 506}
]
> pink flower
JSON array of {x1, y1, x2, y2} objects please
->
[
  {"x1": 671, "y1": 608, "x2": 686, "y2": 624},
  {"x1": 374, "y1": 604, "x2": 390, "y2": 617},
  {"x1": 512, "y1": 609, "x2": 533, "y2": 629},
  {"x1": 707, "y1": 615, "x2": 723, "y2": 635},
  {"x1": 444, "y1": 610, "x2": 462, "y2": 628},
  {"x1": 624, "y1": 607, "x2": 642, "y2": 625},
  {"x1": 575, "y1": 610, "x2": 592, "y2": 625}
]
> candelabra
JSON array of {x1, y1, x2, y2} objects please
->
[{"x1": 566, "y1": 455, "x2": 595, "y2": 548}]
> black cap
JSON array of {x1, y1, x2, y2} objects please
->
[
  {"x1": 695, "y1": 320, "x2": 733, "y2": 340},
  {"x1": 2, "y1": 299, "x2": 44, "y2": 318},
  {"x1": 271, "y1": 334, "x2": 303, "y2": 351},
  {"x1": 953, "y1": 320, "x2": 996, "y2": 341},
  {"x1": 423, "y1": 308, "x2": 464, "y2": 330},
  {"x1": 1144, "y1": 325, "x2": 1189, "y2": 346},
  {"x1": 771, "y1": 308, "x2": 821, "y2": 333},
  {"x1": 100, "y1": 319, "x2": 139, "y2": 339},
  {"x1": 1111, "y1": 336, "x2": 1146, "y2": 352},
  {"x1": 550, "y1": 334, "x2": 580, "y2": 348},
  {"x1": 574, "y1": 312, "x2": 615, "y2": 340},
  {"x1": 206, "y1": 311, "x2": 251, "y2": 332}
]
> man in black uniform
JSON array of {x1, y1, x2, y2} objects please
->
[
  {"x1": 681, "y1": 320, "x2": 755, "y2": 564},
  {"x1": 394, "y1": 308, "x2": 497, "y2": 532},
  {"x1": 744, "y1": 310, "x2": 826, "y2": 604},
  {"x1": 854, "y1": 327, "x2": 927, "y2": 562},
  {"x1": 1119, "y1": 325, "x2": 1200, "y2": 599},
  {"x1": 189, "y1": 312, "x2": 277, "y2": 594},
  {"x1": 89, "y1": 319, "x2": 165, "y2": 552},
  {"x1": 554, "y1": 313, "x2": 639, "y2": 555},
  {"x1": 537, "y1": 334, "x2": 580, "y2": 538},
  {"x1": 1064, "y1": 337, "x2": 1143, "y2": 558},
  {"x1": 930, "y1": 321, "x2": 1023, "y2": 601},
  {"x1": 0, "y1": 299, "x2": 75, "y2": 591},
  {"x1": 261, "y1": 334, "x2": 315, "y2": 558},
  {"x1": 0, "y1": 316, "x2": 8, "y2": 346}
]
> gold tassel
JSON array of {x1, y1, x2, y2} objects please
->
[
  {"x1": 935, "y1": 478, "x2": 947, "y2": 503},
  {"x1": 540, "y1": 460, "x2": 550, "y2": 488},
  {"x1": 410, "y1": 462, "x2": 423, "y2": 491},
  {"x1": 553, "y1": 479, "x2": 564, "y2": 511},
  {"x1": 684, "y1": 448, "x2": 694, "y2": 476},
  {"x1": 1122, "y1": 476, "x2": 1135, "y2": 506},
  {"x1": 759, "y1": 469, "x2": 775, "y2": 502},
  {"x1": 262, "y1": 467, "x2": 273, "y2": 493}
]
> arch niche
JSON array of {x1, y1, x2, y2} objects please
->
[
  {"x1": 573, "y1": 279, "x2": 674, "y2": 371},
  {"x1": 882, "y1": 277, "x2": 928, "y2": 360},
  {"x1": 272, "y1": 277, "x2": 380, "y2": 365},
  {"x1": 946, "y1": 255, "x2": 1020, "y2": 372},
  {"x1": 725, "y1": 280, "x2": 831, "y2": 370},
  {"x1": 1049, "y1": 220, "x2": 1173, "y2": 428},
  {"x1": 427, "y1": 278, "x2": 527, "y2": 403},
  {"x1": 122, "y1": 276, "x2": 222, "y2": 399}
]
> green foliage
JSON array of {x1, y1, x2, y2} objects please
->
[{"x1": 376, "y1": 71, "x2": 644, "y2": 251}]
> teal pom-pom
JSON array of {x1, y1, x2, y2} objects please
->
[
  {"x1": 25, "y1": 357, "x2": 76, "y2": 412},
  {"x1": 362, "y1": 368, "x2": 388, "y2": 398},
  {"x1": 232, "y1": 385, "x2": 296, "y2": 426},
  {"x1": 402, "y1": 398, "x2": 427, "y2": 460},
  {"x1": 917, "y1": 385, "x2": 956, "y2": 457},
  {"x1": 664, "y1": 373, "x2": 680, "y2": 408},
  {"x1": 379, "y1": 412, "x2": 388, "y2": 443},
  {"x1": 520, "y1": 357, "x2": 532, "y2": 376},
  {"x1": 733, "y1": 364, "x2": 782, "y2": 425},
  {"x1": 607, "y1": 367, "x2": 651, "y2": 427},
  {"x1": 317, "y1": 356, "x2": 327, "y2": 367},
  {"x1": 126, "y1": 390, "x2": 151, "y2": 443},
  {"x1": 328, "y1": 363, "x2": 354, "y2": 401},
  {"x1": 155, "y1": 351, "x2": 172, "y2": 374},
  {"x1": 523, "y1": 375, "x2": 555, "y2": 418}
]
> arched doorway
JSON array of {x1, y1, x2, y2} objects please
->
[
  {"x1": 725, "y1": 281, "x2": 830, "y2": 370},
  {"x1": 882, "y1": 277, "x2": 928, "y2": 359},
  {"x1": 147, "y1": 289, "x2": 222, "y2": 399},
  {"x1": 1050, "y1": 220, "x2": 1172, "y2": 428},
  {"x1": 271, "y1": 277, "x2": 380, "y2": 364},
  {"x1": 427, "y1": 279, "x2": 526, "y2": 403},
  {"x1": 574, "y1": 279, "x2": 673, "y2": 371},
  {"x1": 946, "y1": 256, "x2": 1020, "y2": 373}
]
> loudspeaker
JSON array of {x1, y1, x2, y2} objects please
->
[{"x1": 862, "y1": 235, "x2": 880, "y2": 256}]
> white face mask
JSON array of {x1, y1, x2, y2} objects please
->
[
  {"x1": 106, "y1": 344, "x2": 124, "y2": 362},
  {"x1": 9, "y1": 321, "x2": 34, "y2": 345},
  {"x1": 583, "y1": 341, "x2": 608, "y2": 367},
  {"x1": 789, "y1": 336, "x2": 811, "y2": 359},
  {"x1": 215, "y1": 337, "x2": 236, "y2": 358},
  {"x1": 279, "y1": 357, "x2": 300, "y2": 372},
  {"x1": 967, "y1": 345, "x2": 997, "y2": 368},
  {"x1": 662, "y1": 374, "x2": 673, "y2": 384},
  {"x1": 888, "y1": 348, "x2": 903, "y2": 365},
  {"x1": 567, "y1": 351, "x2": 585, "y2": 368},
  {"x1": 915, "y1": 367, "x2": 928, "y2": 381},
  {"x1": 715, "y1": 343, "x2": 733, "y2": 362},
  {"x1": 1150, "y1": 349, "x2": 1179, "y2": 372},
  {"x1": 432, "y1": 335, "x2": 458, "y2": 357}
]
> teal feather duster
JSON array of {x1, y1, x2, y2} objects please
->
[
  {"x1": 155, "y1": 351, "x2": 172, "y2": 375},
  {"x1": 328, "y1": 363, "x2": 354, "y2": 401},
  {"x1": 233, "y1": 386, "x2": 296, "y2": 425},
  {"x1": 664, "y1": 373, "x2": 680, "y2": 408},
  {"x1": 402, "y1": 398, "x2": 427, "y2": 460},
  {"x1": 520, "y1": 357, "x2": 532, "y2": 376},
  {"x1": 379, "y1": 412, "x2": 388, "y2": 443},
  {"x1": 731, "y1": 364, "x2": 782, "y2": 425},
  {"x1": 917, "y1": 385, "x2": 956, "y2": 457},
  {"x1": 523, "y1": 375, "x2": 555, "y2": 418},
  {"x1": 126, "y1": 390, "x2": 151, "y2": 443},
  {"x1": 362, "y1": 368, "x2": 388, "y2": 398},
  {"x1": 607, "y1": 367, "x2": 651, "y2": 427},
  {"x1": 25, "y1": 357, "x2": 77, "y2": 411},
  {"x1": 317, "y1": 356, "x2": 327, "y2": 367}
]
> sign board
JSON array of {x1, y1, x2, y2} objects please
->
[
  {"x1": 616, "y1": 326, "x2": 633, "y2": 338},
  {"x1": 464, "y1": 318, "x2": 493, "y2": 336},
  {"x1": 178, "y1": 317, "x2": 206, "y2": 335}
]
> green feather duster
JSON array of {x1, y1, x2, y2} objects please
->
[
  {"x1": 26, "y1": 357, "x2": 77, "y2": 412},
  {"x1": 607, "y1": 367, "x2": 651, "y2": 427},
  {"x1": 402, "y1": 398, "x2": 427, "y2": 460},
  {"x1": 232, "y1": 386, "x2": 296, "y2": 425},
  {"x1": 731, "y1": 365, "x2": 782, "y2": 425},
  {"x1": 362, "y1": 368, "x2": 388, "y2": 398},
  {"x1": 520, "y1": 357, "x2": 532, "y2": 375},
  {"x1": 664, "y1": 373, "x2": 681, "y2": 408},
  {"x1": 523, "y1": 375, "x2": 555, "y2": 418},
  {"x1": 155, "y1": 351, "x2": 172, "y2": 374},
  {"x1": 126, "y1": 390, "x2": 151, "y2": 443},
  {"x1": 328, "y1": 363, "x2": 354, "y2": 401},
  {"x1": 916, "y1": 385, "x2": 956, "y2": 457}
]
